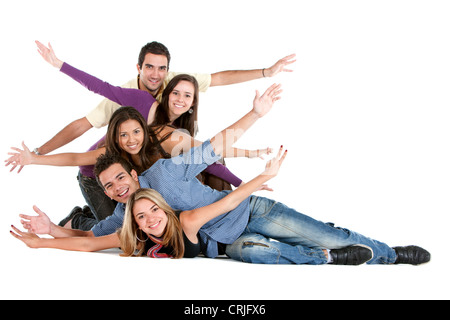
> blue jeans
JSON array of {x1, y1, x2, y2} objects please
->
[{"x1": 225, "y1": 196, "x2": 397, "y2": 265}]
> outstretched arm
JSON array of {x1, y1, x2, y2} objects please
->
[
  {"x1": 157, "y1": 126, "x2": 272, "y2": 159},
  {"x1": 10, "y1": 225, "x2": 119, "y2": 252},
  {"x1": 5, "y1": 141, "x2": 104, "y2": 173},
  {"x1": 210, "y1": 54, "x2": 296, "y2": 86},
  {"x1": 36, "y1": 41, "x2": 157, "y2": 110},
  {"x1": 180, "y1": 146, "x2": 288, "y2": 243},
  {"x1": 12, "y1": 206, "x2": 120, "y2": 252},
  {"x1": 18, "y1": 205, "x2": 93, "y2": 238},
  {"x1": 153, "y1": 126, "x2": 272, "y2": 187},
  {"x1": 36, "y1": 117, "x2": 93, "y2": 155}
]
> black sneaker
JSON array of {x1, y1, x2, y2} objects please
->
[
  {"x1": 330, "y1": 245, "x2": 373, "y2": 265},
  {"x1": 393, "y1": 246, "x2": 431, "y2": 265},
  {"x1": 58, "y1": 206, "x2": 83, "y2": 227},
  {"x1": 82, "y1": 205, "x2": 95, "y2": 219}
]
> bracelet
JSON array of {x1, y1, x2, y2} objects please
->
[
  {"x1": 33, "y1": 148, "x2": 41, "y2": 155},
  {"x1": 262, "y1": 68, "x2": 266, "y2": 78}
]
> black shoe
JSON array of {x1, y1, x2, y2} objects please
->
[
  {"x1": 330, "y1": 245, "x2": 373, "y2": 265},
  {"x1": 58, "y1": 206, "x2": 83, "y2": 227},
  {"x1": 393, "y1": 246, "x2": 431, "y2": 265},
  {"x1": 82, "y1": 205, "x2": 95, "y2": 219}
]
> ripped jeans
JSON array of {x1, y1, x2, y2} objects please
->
[{"x1": 225, "y1": 196, "x2": 397, "y2": 265}]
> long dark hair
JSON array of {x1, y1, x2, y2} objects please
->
[
  {"x1": 105, "y1": 107, "x2": 172, "y2": 174},
  {"x1": 152, "y1": 74, "x2": 200, "y2": 137}
]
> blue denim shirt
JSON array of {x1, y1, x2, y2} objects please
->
[{"x1": 91, "y1": 140, "x2": 250, "y2": 258}]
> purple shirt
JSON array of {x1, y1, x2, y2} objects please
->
[{"x1": 60, "y1": 63, "x2": 155, "y2": 178}]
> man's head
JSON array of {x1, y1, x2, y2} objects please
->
[
  {"x1": 94, "y1": 153, "x2": 140, "y2": 204},
  {"x1": 137, "y1": 41, "x2": 171, "y2": 95}
]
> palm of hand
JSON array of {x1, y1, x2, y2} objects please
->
[
  {"x1": 252, "y1": 83, "x2": 282, "y2": 118},
  {"x1": 20, "y1": 206, "x2": 52, "y2": 235}
]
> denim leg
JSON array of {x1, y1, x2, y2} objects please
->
[
  {"x1": 244, "y1": 196, "x2": 397, "y2": 265},
  {"x1": 75, "y1": 171, "x2": 117, "y2": 231},
  {"x1": 225, "y1": 233, "x2": 328, "y2": 265}
]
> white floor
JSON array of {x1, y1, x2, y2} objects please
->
[
  {"x1": 1, "y1": 241, "x2": 444, "y2": 300},
  {"x1": 1, "y1": 0, "x2": 449, "y2": 301}
]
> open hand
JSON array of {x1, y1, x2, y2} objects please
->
[
  {"x1": 265, "y1": 54, "x2": 296, "y2": 77},
  {"x1": 5, "y1": 141, "x2": 33, "y2": 173},
  {"x1": 252, "y1": 83, "x2": 282, "y2": 118},
  {"x1": 19, "y1": 205, "x2": 52, "y2": 235},
  {"x1": 10, "y1": 225, "x2": 43, "y2": 249},
  {"x1": 35, "y1": 40, "x2": 63, "y2": 69}
]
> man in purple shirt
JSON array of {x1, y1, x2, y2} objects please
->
[{"x1": 33, "y1": 41, "x2": 296, "y2": 156}]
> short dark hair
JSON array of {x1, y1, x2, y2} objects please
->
[
  {"x1": 137, "y1": 41, "x2": 171, "y2": 69},
  {"x1": 94, "y1": 152, "x2": 134, "y2": 189}
]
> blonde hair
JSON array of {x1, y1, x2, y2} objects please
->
[{"x1": 118, "y1": 188, "x2": 185, "y2": 259}]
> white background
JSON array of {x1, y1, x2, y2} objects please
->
[{"x1": 1, "y1": 0, "x2": 449, "y2": 300}]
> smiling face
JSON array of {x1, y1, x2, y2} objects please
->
[
  {"x1": 117, "y1": 119, "x2": 144, "y2": 155},
  {"x1": 137, "y1": 53, "x2": 169, "y2": 95},
  {"x1": 167, "y1": 80, "x2": 195, "y2": 122},
  {"x1": 98, "y1": 163, "x2": 140, "y2": 204},
  {"x1": 133, "y1": 198, "x2": 168, "y2": 238}
]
